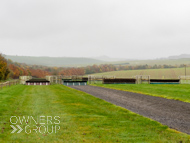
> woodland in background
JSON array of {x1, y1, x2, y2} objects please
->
[
  {"x1": 0, "y1": 54, "x2": 10, "y2": 80},
  {"x1": 0, "y1": 54, "x2": 189, "y2": 80}
]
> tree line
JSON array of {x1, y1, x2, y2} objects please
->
[
  {"x1": 0, "y1": 54, "x2": 189, "y2": 80},
  {"x1": 0, "y1": 54, "x2": 10, "y2": 80}
]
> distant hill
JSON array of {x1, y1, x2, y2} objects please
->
[
  {"x1": 168, "y1": 54, "x2": 190, "y2": 59},
  {"x1": 4, "y1": 55, "x2": 105, "y2": 67},
  {"x1": 3, "y1": 54, "x2": 190, "y2": 67},
  {"x1": 93, "y1": 54, "x2": 190, "y2": 65},
  {"x1": 92, "y1": 55, "x2": 130, "y2": 62}
]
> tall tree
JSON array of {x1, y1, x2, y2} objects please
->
[{"x1": 0, "y1": 54, "x2": 10, "y2": 80}]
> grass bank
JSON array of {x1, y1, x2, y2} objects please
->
[{"x1": 93, "y1": 84, "x2": 190, "y2": 103}]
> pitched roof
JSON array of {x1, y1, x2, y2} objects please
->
[{"x1": 26, "y1": 78, "x2": 50, "y2": 82}]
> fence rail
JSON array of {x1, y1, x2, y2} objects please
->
[{"x1": 0, "y1": 80, "x2": 20, "y2": 90}]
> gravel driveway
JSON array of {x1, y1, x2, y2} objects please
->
[{"x1": 70, "y1": 85, "x2": 190, "y2": 134}]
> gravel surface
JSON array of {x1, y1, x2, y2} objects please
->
[{"x1": 70, "y1": 85, "x2": 190, "y2": 134}]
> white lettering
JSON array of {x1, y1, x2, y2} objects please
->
[
  {"x1": 25, "y1": 125, "x2": 31, "y2": 134},
  {"x1": 39, "y1": 125, "x2": 46, "y2": 134},
  {"x1": 40, "y1": 116, "x2": 45, "y2": 125},
  {"x1": 54, "y1": 116, "x2": 60, "y2": 124},
  {"x1": 10, "y1": 116, "x2": 18, "y2": 124},
  {"x1": 18, "y1": 116, "x2": 29, "y2": 124},
  {"x1": 55, "y1": 125, "x2": 60, "y2": 133}
]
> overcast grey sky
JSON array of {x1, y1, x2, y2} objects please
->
[{"x1": 0, "y1": 0, "x2": 190, "y2": 59}]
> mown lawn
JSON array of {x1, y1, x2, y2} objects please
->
[
  {"x1": 0, "y1": 85, "x2": 190, "y2": 142},
  {"x1": 94, "y1": 84, "x2": 190, "y2": 103}
]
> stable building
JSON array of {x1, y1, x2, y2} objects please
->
[
  {"x1": 26, "y1": 79, "x2": 50, "y2": 85},
  {"x1": 62, "y1": 79, "x2": 87, "y2": 86}
]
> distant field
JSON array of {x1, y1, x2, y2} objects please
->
[
  {"x1": 0, "y1": 85, "x2": 190, "y2": 142},
  {"x1": 93, "y1": 84, "x2": 190, "y2": 103},
  {"x1": 111, "y1": 58, "x2": 190, "y2": 66},
  {"x1": 89, "y1": 67, "x2": 190, "y2": 79}
]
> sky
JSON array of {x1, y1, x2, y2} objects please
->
[{"x1": 0, "y1": 0, "x2": 190, "y2": 59}]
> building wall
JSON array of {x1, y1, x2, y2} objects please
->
[{"x1": 20, "y1": 76, "x2": 32, "y2": 84}]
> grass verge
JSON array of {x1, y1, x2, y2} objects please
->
[{"x1": 93, "y1": 84, "x2": 190, "y2": 103}]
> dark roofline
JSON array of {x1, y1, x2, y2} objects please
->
[{"x1": 26, "y1": 78, "x2": 50, "y2": 82}]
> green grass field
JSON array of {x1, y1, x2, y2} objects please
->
[
  {"x1": 89, "y1": 67, "x2": 190, "y2": 79},
  {"x1": 0, "y1": 85, "x2": 190, "y2": 142},
  {"x1": 93, "y1": 84, "x2": 190, "y2": 103}
]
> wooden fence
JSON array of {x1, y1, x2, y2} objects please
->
[{"x1": 0, "y1": 80, "x2": 20, "y2": 90}]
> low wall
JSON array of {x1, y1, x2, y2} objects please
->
[{"x1": 180, "y1": 79, "x2": 190, "y2": 84}]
